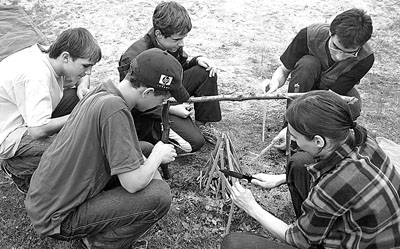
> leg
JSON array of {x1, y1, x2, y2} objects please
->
[
  {"x1": 286, "y1": 151, "x2": 313, "y2": 218},
  {"x1": 2, "y1": 132, "x2": 55, "y2": 193},
  {"x1": 52, "y1": 88, "x2": 80, "y2": 118},
  {"x1": 183, "y1": 66, "x2": 221, "y2": 123},
  {"x1": 169, "y1": 114, "x2": 205, "y2": 152},
  {"x1": 346, "y1": 87, "x2": 361, "y2": 120},
  {"x1": 288, "y1": 55, "x2": 321, "y2": 94},
  {"x1": 221, "y1": 232, "x2": 296, "y2": 249},
  {"x1": 52, "y1": 179, "x2": 171, "y2": 249},
  {"x1": 131, "y1": 107, "x2": 163, "y2": 144}
]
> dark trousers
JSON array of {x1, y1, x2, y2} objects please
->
[
  {"x1": 286, "y1": 151, "x2": 314, "y2": 218},
  {"x1": 132, "y1": 65, "x2": 221, "y2": 152},
  {"x1": 2, "y1": 88, "x2": 79, "y2": 192},
  {"x1": 221, "y1": 232, "x2": 296, "y2": 249},
  {"x1": 288, "y1": 55, "x2": 361, "y2": 119}
]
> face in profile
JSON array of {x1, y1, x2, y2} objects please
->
[
  {"x1": 63, "y1": 54, "x2": 96, "y2": 82},
  {"x1": 156, "y1": 31, "x2": 187, "y2": 53}
]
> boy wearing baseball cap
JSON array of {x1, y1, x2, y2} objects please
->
[{"x1": 25, "y1": 48, "x2": 185, "y2": 248}]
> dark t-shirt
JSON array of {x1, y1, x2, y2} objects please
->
[
  {"x1": 280, "y1": 28, "x2": 374, "y2": 94},
  {"x1": 25, "y1": 80, "x2": 144, "y2": 236}
]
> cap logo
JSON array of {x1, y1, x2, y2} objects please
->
[{"x1": 158, "y1": 74, "x2": 173, "y2": 89}]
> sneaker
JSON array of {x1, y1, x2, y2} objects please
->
[
  {"x1": 197, "y1": 123, "x2": 222, "y2": 145},
  {"x1": 1, "y1": 161, "x2": 28, "y2": 194},
  {"x1": 132, "y1": 239, "x2": 148, "y2": 249},
  {"x1": 77, "y1": 238, "x2": 90, "y2": 249},
  {"x1": 1, "y1": 160, "x2": 12, "y2": 178}
]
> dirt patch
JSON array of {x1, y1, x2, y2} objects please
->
[{"x1": 1, "y1": 0, "x2": 400, "y2": 248}]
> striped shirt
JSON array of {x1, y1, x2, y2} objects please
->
[{"x1": 286, "y1": 135, "x2": 400, "y2": 248}]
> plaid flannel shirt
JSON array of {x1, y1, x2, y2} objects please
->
[{"x1": 286, "y1": 135, "x2": 400, "y2": 249}]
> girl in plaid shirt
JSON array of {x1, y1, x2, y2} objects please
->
[{"x1": 221, "y1": 90, "x2": 400, "y2": 249}]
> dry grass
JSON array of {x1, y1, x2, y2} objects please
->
[{"x1": 1, "y1": 0, "x2": 399, "y2": 248}]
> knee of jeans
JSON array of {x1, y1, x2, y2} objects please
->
[
  {"x1": 191, "y1": 65, "x2": 217, "y2": 82},
  {"x1": 190, "y1": 134, "x2": 205, "y2": 152},
  {"x1": 152, "y1": 180, "x2": 172, "y2": 215},
  {"x1": 221, "y1": 233, "x2": 242, "y2": 249}
]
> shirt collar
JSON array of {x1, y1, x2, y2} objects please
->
[{"x1": 307, "y1": 135, "x2": 356, "y2": 184}]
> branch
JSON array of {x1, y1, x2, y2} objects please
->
[
  {"x1": 169, "y1": 93, "x2": 357, "y2": 104},
  {"x1": 160, "y1": 101, "x2": 171, "y2": 179}
]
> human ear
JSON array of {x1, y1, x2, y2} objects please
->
[
  {"x1": 155, "y1": 29, "x2": 163, "y2": 39},
  {"x1": 142, "y1": 88, "x2": 155, "y2": 98},
  {"x1": 61, "y1": 52, "x2": 70, "y2": 63},
  {"x1": 313, "y1": 135, "x2": 326, "y2": 149}
]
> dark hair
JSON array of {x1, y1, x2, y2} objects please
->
[
  {"x1": 152, "y1": 1, "x2": 192, "y2": 37},
  {"x1": 48, "y1": 28, "x2": 102, "y2": 62},
  {"x1": 330, "y1": 8, "x2": 373, "y2": 48},
  {"x1": 285, "y1": 91, "x2": 367, "y2": 146}
]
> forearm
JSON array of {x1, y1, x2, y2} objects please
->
[
  {"x1": 28, "y1": 115, "x2": 69, "y2": 139},
  {"x1": 248, "y1": 203, "x2": 289, "y2": 242},
  {"x1": 272, "y1": 65, "x2": 291, "y2": 89},
  {"x1": 120, "y1": 153, "x2": 162, "y2": 193}
]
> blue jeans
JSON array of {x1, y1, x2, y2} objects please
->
[
  {"x1": 50, "y1": 179, "x2": 171, "y2": 249},
  {"x1": 221, "y1": 232, "x2": 296, "y2": 249},
  {"x1": 2, "y1": 88, "x2": 79, "y2": 192}
]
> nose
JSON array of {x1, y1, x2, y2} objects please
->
[
  {"x1": 178, "y1": 40, "x2": 184, "y2": 47},
  {"x1": 85, "y1": 66, "x2": 93, "y2": 75}
]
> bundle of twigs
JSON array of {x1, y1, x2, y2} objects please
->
[{"x1": 198, "y1": 133, "x2": 244, "y2": 235}]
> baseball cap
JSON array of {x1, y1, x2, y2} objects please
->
[{"x1": 129, "y1": 48, "x2": 189, "y2": 103}]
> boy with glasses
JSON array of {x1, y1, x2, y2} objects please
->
[{"x1": 263, "y1": 8, "x2": 374, "y2": 150}]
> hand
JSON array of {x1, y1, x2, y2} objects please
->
[
  {"x1": 77, "y1": 86, "x2": 90, "y2": 100},
  {"x1": 272, "y1": 127, "x2": 287, "y2": 150},
  {"x1": 197, "y1": 57, "x2": 217, "y2": 77},
  {"x1": 251, "y1": 173, "x2": 286, "y2": 189},
  {"x1": 262, "y1": 79, "x2": 280, "y2": 94},
  {"x1": 230, "y1": 181, "x2": 259, "y2": 214},
  {"x1": 169, "y1": 104, "x2": 194, "y2": 118},
  {"x1": 152, "y1": 141, "x2": 177, "y2": 164}
]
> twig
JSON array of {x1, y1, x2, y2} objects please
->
[
  {"x1": 225, "y1": 200, "x2": 235, "y2": 236},
  {"x1": 262, "y1": 105, "x2": 267, "y2": 142},
  {"x1": 251, "y1": 140, "x2": 276, "y2": 164},
  {"x1": 205, "y1": 144, "x2": 224, "y2": 193}
]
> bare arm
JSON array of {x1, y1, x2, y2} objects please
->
[
  {"x1": 117, "y1": 141, "x2": 176, "y2": 193},
  {"x1": 28, "y1": 115, "x2": 69, "y2": 139},
  {"x1": 263, "y1": 64, "x2": 292, "y2": 93},
  {"x1": 230, "y1": 181, "x2": 289, "y2": 242}
]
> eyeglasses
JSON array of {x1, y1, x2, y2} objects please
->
[{"x1": 329, "y1": 38, "x2": 361, "y2": 57}]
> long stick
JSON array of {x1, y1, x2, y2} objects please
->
[
  {"x1": 169, "y1": 93, "x2": 357, "y2": 104},
  {"x1": 160, "y1": 101, "x2": 171, "y2": 179},
  {"x1": 251, "y1": 140, "x2": 276, "y2": 164}
]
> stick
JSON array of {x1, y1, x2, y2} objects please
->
[
  {"x1": 262, "y1": 105, "x2": 267, "y2": 142},
  {"x1": 160, "y1": 101, "x2": 171, "y2": 179},
  {"x1": 225, "y1": 200, "x2": 235, "y2": 236},
  {"x1": 168, "y1": 93, "x2": 357, "y2": 104},
  {"x1": 205, "y1": 144, "x2": 224, "y2": 193},
  {"x1": 251, "y1": 140, "x2": 276, "y2": 164}
]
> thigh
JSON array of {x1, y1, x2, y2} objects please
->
[
  {"x1": 169, "y1": 114, "x2": 204, "y2": 152},
  {"x1": 221, "y1": 232, "x2": 296, "y2": 249},
  {"x1": 5, "y1": 132, "x2": 55, "y2": 178},
  {"x1": 59, "y1": 179, "x2": 171, "y2": 239}
]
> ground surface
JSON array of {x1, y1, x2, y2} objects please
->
[{"x1": 1, "y1": 0, "x2": 399, "y2": 248}]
